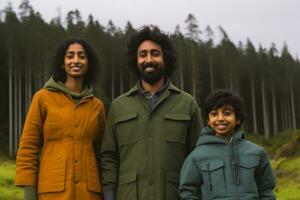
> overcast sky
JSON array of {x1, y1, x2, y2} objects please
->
[{"x1": 1, "y1": 0, "x2": 299, "y2": 58}]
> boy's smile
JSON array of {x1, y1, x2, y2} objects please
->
[{"x1": 208, "y1": 105, "x2": 240, "y2": 137}]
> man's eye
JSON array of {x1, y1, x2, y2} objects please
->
[
  {"x1": 139, "y1": 52, "x2": 147, "y2": 57},
  {"x1": 152, "y1": 51, "x2": 160, "y2": 56}
]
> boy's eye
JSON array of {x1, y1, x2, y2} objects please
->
[
  {"x1": 65, "y1": 54, "x2": 73, "y2": 59},
  {"x1": 79, "y1": 54, "x2": 86, "y2": 59},
  {"x1": 209, "y1": 110, "x2": 218, "y2": 116},
  {"x1": 224, "y1": 110, "x2": 232, "y2": 116}
]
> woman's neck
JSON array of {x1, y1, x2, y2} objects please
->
[{"x1": 64, "y1": 77, "x2": 83, "y2": 93}]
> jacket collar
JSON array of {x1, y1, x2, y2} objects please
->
[
  {"x1": 44, "y1": 76, "x2": 94, "y2": 100},
  {"x1": 196, "y1": 127, "x2": 245, "y2": 146},
  {"x1": 125, "y1": 80, "x2": 181, "y2": 96}
]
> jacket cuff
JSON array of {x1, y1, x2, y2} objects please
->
[
  {"x1": 15, "y1": 173, "x2": 37, "y2": 186},
  {"x1": 103, "y1": 185, "x2": 116, "y2": 200},
  {"x1": 24, "y1": 186, "x2": 37, "y2": 200}
]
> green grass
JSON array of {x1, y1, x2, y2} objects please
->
[
  {"x1": 272, "y1": 156, "x2": 300, "y2": 199},
  {"x1": 0, "y1": 158, "x2": 23, "y2": 200},
  {"x1": 247, "y1": 130, "x2": 300, "y2": 199}
]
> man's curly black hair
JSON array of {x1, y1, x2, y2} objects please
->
[
  {"x1": 127, "y1": 25, "x2": 176, "y2": 78},
  {"x1": 203, "y1": 89, "x2": 246, "y2": 130},
  {"x1": 52, "y1": 38, "x2": 100, "y2": 85}
]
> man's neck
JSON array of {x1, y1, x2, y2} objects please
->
[{"x1": 141, "y1": 78, "x2": 165, "y2": 95}]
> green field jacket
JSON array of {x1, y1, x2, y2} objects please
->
[
  {"x1": 179, "y1": 127, "x2": 276, "y2": 200},
  {"x1": 100, "y1": 82, "x2": 203, "y2": 200}
]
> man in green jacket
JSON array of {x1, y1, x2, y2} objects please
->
[{"x1": 100, "y1": 25, "x2": 203, "y2": 200}]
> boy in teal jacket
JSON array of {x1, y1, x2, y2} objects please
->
[{"x1": 179, "y1": 90, "x2": 276, "y2": 200}]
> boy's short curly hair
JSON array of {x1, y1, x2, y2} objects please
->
[{"x1": 203, "y1": 89, "x2": 245, "y2": 130}]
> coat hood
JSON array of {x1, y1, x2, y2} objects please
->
[
  {"x1": 196, "y1": 126, "x2": 245, "y2": 146},
  {"x1": 44, "y1": 76, "x2": 94, "y2": 99}
]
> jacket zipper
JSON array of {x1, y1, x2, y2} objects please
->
[
  {"x1": 230, "y1": 136, "x2": 239, "y2": 200},
  {"x1": 207, "y1": 163, "x2": 213, "y2": 191}
]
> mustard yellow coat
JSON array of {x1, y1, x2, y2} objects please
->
[{"x1": 16, "y1": 89, "x2": 105, "y2": 200}]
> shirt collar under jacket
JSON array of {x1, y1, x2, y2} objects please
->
[
  {"x1": 137, "y1": 80, "x2": 169, "y2": 109},
  {"x1": 137, "y1": 79, "x2": 169, "y2": 98},
  {"x1": 125, "y1": 80, "x2": 181, "y2": 97}
]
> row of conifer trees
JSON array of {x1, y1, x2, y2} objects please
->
[{"x1": 0, "y1": 0, "x2": 299, "y2": 155}]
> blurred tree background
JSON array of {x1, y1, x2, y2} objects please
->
[{"x1": 1, "y1": 0, "x2": 300, "y2": 155}]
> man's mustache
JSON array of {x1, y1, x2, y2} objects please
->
[{"x1": 142, "y1": 62, "x2": 159, "y2": 70}]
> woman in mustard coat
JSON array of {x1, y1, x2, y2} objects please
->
[{"x1": 16, "y1": 38, "x2": 106, "y2": 200}]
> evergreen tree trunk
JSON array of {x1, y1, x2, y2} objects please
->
[
  {"x1": 129, "y1": 73, "x2": 134, "y2": 88},
  {"x1": 38, "y1": 63, "x2": 43, "y2": 89},
  {"x1": 14, "y1": 67, "x2": 18, "y2": 154},
  {"x1": 111, "y1": 65, "x2": 115, "y2": 100},
  {"x1": 222, "y1": 46, "x2": 228, "y2": 89},
  {"x1": 279, "y1": 96, "x2": 284, "y2": 131},
  {"x1": 24, "y1": 63, "x2": 28, "y2": 114},
  {"x1": 179, "y1": 64, "x2": 184, "y2": 90},
  {"x1": 120, "y1": 68, "x2": 124, "y2": 94},
  {"x1": 9, "y1": 35, "x2": 13, "y2": 156},
  {"x1": 250, "y1": 73, "x2": 258, "y2": 134},
  {"x1": 176, "y1": 40, "x2": 184, "y2": 90},
  {"x1": 191, "y1": 45, "x2": 196, "y2": 97},
  {"x1": 28, "y1": 64, "x2": 32, "y2": 109},
  {"x1": 209, "y1": 52, "x2": 214, "y2": 91},
  {"x1": 271, "y1": 80, "x2": 278, "y2": 135},
  {"x1": 281, "y1": 95, "x2": 288, "y2": 131},
  {"x1": 228, "y1": 63, "x2": 234, "y2": 90},
  {"x1": 289, "y1": 79, "x2": 296, "y2": 130},
  {"x1": 261, "y1": 77, "x2": 270, "y2": 139},
  {"x1": 26, "y1": 65, "x2": 32, "y2": 112},
  {"x1": 18, "y1": 69, "x2": 22, "y2": 148},
  {"x1": 285, "y1": 93, "x2": 291, "y2": 129}
]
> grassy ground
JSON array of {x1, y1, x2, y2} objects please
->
[
  {"x1": 273, "y1": 157, "x2": 300, "y2": 200},
  {"x1": 0, "y1": 157, "x2": 23, "y2": 200},
  {"x1": 247, "y1": 130, "x2": 300, "y2": 199},
  {"x1": 0, "y1": 130, "x2": 300, "y2": 199}
]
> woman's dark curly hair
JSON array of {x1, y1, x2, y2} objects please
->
[
  {"x1": 203, "y1": 89, "x2": 246, "y2": 130},
  {"x1": 127, "y1": 25, "x2": 176, "y2": 78},
  {"x1": 52, "y1": 38, "x2": 99, "y2": 85}
]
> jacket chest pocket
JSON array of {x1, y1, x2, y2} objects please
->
[
  {"x1": 115, "y1": 113, "x2": 139, "y2": 146},
  {"x1": 239, "y1": 156, "x2": 259, "y2": 193},
  {"x1": 197, "y1": 159, "x2": 225, "y2": 198},
  {"x1": 44, "y1": 109, "x2": 69, "y2": 140},
  {"x1": 164, "y1": 113, "x2": 190, "y2": 144}
]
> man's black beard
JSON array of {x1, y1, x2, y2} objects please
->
[{"x1": 138, "y1": 62, "x2": 165, "y2": 85}]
